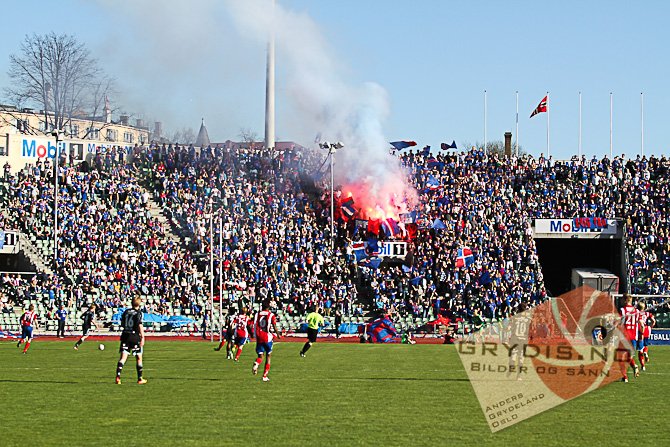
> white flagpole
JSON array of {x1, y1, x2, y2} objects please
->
[
  {"x1": 641, "y1": 92, "x2": 644, "y2": 156},
  {"x1": 209, "y1": 211, "x2": 214, "y2": 343},
  {"x1": 578, "y1": 91, "x2": 582, "y2": 158},
  {"x1": 546, "y1": 92, "x2": 550, "y2": 157},
  {"x1": 515, "y1": 91, "x2": 519, "y2": 156},
  {"x1": 218, "y1": 217, "x2": 223, "y2": 343},
  {"x1": 610, "y1": 92, "x2": 613, "y2": 158},
  {"x1": 484, "y1": 90, "x2": 487, "y2": 154}
]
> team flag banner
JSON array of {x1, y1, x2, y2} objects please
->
[
  {"x1": 390, "y1": 141, "x2": 417, "y2": 150},
  {"x1": 530, "y1": 95, "x2": 548, "y2": 118},
  {"x1": 456, "y1": 286, "x2": 633, "y2": 432}
]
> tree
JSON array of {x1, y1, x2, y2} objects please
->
[
  {"x1": 5, "y1": 32, "x2": 114, "y2": 134},
  {"x1": 170, "y1": 127, "x2": 196, "y2": 145},
  {"x1": 238, "y1": 127, "x2": 259, "y2": 144}
]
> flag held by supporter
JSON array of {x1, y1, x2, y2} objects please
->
[
  {"x1": 367, "y1": 218, "x2": 381, "y2": 235},
  {"x1": 381, "y1": 218, "x2": 400, "y2": 238},
  {"x1": 390, "y1": 141, "x2": 417, "y2": 150},
  {"x1": 431, "y1": 218, "x2": 447, "y2": 230},
  {"x1": 340, "y1": 197, "x2": 356, "y2": 221},
  {"x1": 426, "y1": 174, "x2": 440, "y2": 191},
  {"x1": 440, "y1": 141, "x2": 457, "y2": 150},
  {"x1": 530, "y1": 95, "x2": 548, "y2": 118},
  {"x1": 365, "y1": 237, "x2": 381, "y2": 256},
  {"x1": 354, "y1": 218, "x2": 368, "y2": 234},
  {"x1": 351, "y1": 241, "x2": 367, "y2": 262},
  {"x1": 405, "y1": 222, "x2": 418, "y2": 240},
  {"x1": 399, "y1": 211, "x2": 417, "y2": 224},
  {"x1": 367, "y1": 316, "x2": 397, "y2": 343},
  {"x1": 456, "y1": 247, "x2": 475, "y2": 268},
  {"x1": 360, "y1": 256, "x2": 382, "y2": 269},
  {"x1": 421, "y1": 145, "x2": 431, "y2": 156},
  {"x1": 410, "y1": 274, "x2": 424, "y2": 286}
]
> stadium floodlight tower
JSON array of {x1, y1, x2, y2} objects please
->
[
  {"x1": 319, "y1": 141, "x2": 344, "y2": 250},
  {"x1": 51, "y1": 130, "x2": 64, "y2": 268}
]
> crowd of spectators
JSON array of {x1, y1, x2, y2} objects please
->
[
  {"x1": 1, "y1": 139, "x2": 669, "y2": 331},
  {"x1": 0, "y1": 149, "x2": 204, "y2": 319},
  {"x1": 138, "y1": 142, "x2": 361, "y2": 319}
]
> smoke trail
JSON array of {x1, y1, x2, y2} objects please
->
[{"x1": 226, "y1": 0, "x2": 418, "y2": 216}]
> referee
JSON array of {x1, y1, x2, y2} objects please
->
[{"x1": 300, "y1": 306, "x2": 324, "y2": 358}]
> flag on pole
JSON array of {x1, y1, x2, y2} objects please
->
[{"x1": 530, "y1": 95, "x2": 548, "y2": 118}]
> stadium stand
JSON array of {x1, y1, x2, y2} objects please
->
[{"x1": 1, "y1": 143, "x2": 669, "y2": 335}]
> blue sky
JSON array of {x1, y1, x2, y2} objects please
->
[{"x1": 0, "y1": 0, "x2": 666, "y2": 159}]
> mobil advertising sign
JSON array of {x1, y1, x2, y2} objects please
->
[
  {"x1": 534, "y1": 218, "x2": 618, "y2": 235},
  {"x1": 21, "y1": 137, "x2": 66, "y2": 159}
]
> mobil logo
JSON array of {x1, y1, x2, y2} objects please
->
[
  {"x1": 549, "y1": 220, "x2": 578, "y2": 233},
  {"x1": 548, "y1": 219, "x2": 591, "y2": 233},
  {"x1": 21, "y1": 138, "x2": 66, "y2": 159}
]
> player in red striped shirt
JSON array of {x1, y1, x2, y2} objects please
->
[
  {"x1": 619, "y1": 295, "x2": 640, "y2": 382},
  {"x1": 232, "y1": 307, "x2": 251, "y2": 362},
  {"x1": 252, "y1": 299, "x2": 279, "y2": 382},
  {"x1": 637, "y1": 302, "x2": 655, "y2": 370},
  {"x1": 17, "y1": 304, "x2": 39, "y2": 354}
]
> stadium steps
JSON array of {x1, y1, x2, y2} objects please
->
[
  {"x1": 18, "y1": 234, "x2": 54, "y2": 275},
  {"x1": 136, "y1": 184, "x2": 182, "y2": 246}
]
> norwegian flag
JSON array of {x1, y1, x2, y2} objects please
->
[
  {"x1": 455, "y1": 247, "x2": 474, "y2": 268},
  {"x1": 530, "y1": 95, "x2": 548, "y2": 118}
]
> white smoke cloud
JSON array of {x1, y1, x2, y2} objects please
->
[{"x1": 226, "y1": 0, "x2": 417, "y2": 215}]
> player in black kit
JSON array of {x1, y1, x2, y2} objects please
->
[
  {"x1": 115, "y1": 297, "x2": 147, "y2": 385},
  {"x1": 74, "y1": 304, "x2": 99, "y2": 350}
]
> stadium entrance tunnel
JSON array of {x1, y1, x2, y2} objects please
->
[{"x1": 533, "y1": 219, "x2": 627, "y2": 297}]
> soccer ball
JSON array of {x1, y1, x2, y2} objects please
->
[{"x1": 98, "y1": 344, "x2": 105, "y2": 351}]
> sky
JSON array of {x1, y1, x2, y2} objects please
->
[{"x1": 0, "y1": 0, "x2": 666, "y2": 160}]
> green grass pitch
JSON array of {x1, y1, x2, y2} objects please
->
[{"x1": 0, "y1": 340, "x2": 668, "y2": 446}]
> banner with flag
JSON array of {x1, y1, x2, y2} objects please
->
[
  {"x1": 530, "y1": 95, "x2": 548, "y2": 118},
  {"x1": 456, "y1": 247, "x2": 475, "y2": 268},
  {"x1": 390, "y1": 141, "x2": 417, "y2": 150},
  {"x1": 421, "y1": 145, "x2": 431, "y2": 157},
  {"x1": 440, "y1": 141, "x2": 457, "y2": 150}
]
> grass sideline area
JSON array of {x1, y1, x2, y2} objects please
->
[{"x1": 0, "y1": 340, "x2": 668, "y2": 446}]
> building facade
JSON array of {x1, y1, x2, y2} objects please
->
[{"x1": 0, "y1": 106, "x2": 152, "y2": 174}]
